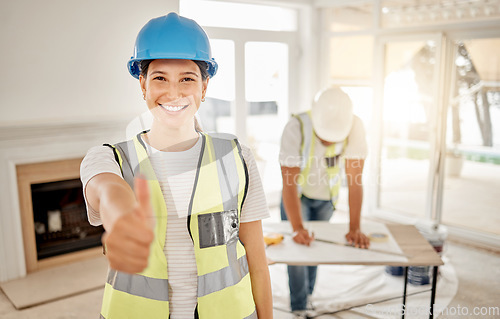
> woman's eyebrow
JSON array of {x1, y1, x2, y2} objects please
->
[
  {"x1": 149, "y1": 70, "x2": 199, "y2": 77},
  {"x1": 150, "y1": 70, "x2": 166, "y2": 76},
  {"x1": 181, "y1": 71, "x2": 199, "y2": 78}
]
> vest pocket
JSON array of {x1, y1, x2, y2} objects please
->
[{"x1": 198, "y1": 210, "x2": 239, "y2": 249}]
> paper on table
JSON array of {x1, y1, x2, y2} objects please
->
[{"x1": 263, "y1": 221, "x2": 408, "y2": 265}]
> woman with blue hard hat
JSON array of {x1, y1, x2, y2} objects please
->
[{"x1": 80, "y1": 12, "x2": 273, "y2": 319}]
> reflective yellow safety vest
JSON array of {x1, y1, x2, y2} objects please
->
[
  {"x1": 294, "y1": 111, "x2": 347, "y2": 206},
  {"x1": 101, "y1": 131, "x2": 256, "y2": 319}
]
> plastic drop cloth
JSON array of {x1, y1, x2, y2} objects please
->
[{"x1": 270, "y1": 256, "x2": 458, "y2": 318}]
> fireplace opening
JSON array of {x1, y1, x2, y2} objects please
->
[{"x1": 31, "y1": 179, "x2": 104, "y2": 260}]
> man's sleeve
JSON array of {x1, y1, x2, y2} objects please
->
[
  {"x1": 279, "y1": 117, "x2": 303, "y2": 167},
  {"x1": 344, "y1": 115, "x2": 368, "y2": 159}
]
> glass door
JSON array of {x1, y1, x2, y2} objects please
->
[
  {"x1": 181, "y1": 1, "x2": 299, "y2": 209},
  {"x1": 244, "y1": 41, "x2": 289, "y2": 205},
  {"x1": 441, "y1": 36, "x2": 500, "y2": 236},
  {"x1": 376, "y1": 35, "x2": 443, "y2": 220},
  {"x1": 197, "y1": 39, "x2": 236, "y2": 134}
]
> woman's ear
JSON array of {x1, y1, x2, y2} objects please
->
[
  {"x1": 202, "y1": 77, "x2": 209, "y2": 97},
  {"x1": 139, "y1": 75, "x2": 147, "y2": 98}
]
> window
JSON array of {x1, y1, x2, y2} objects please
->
[
  {"x1": 180, "y1": 0, "x2": 297, "y2": 31},
  {"x1": 381, "y1": 0, "x2": 500, "y2": 28},
  {"x1": 442, "y1": 37, "x2": 500, "y2": 236},
  {"x1": 245, "y1": 41, "x2": 289, "y2": 203},
  {"x1": 322, "y1": 3, "x2": 373, "y2": 32},
  {"x1": 379, "y1": 39, "x2": 439, "y2": 219},
  {"x1": 197, "y1": 39, "x2": 236, "y2": 133},
  {"x1": 181, "y1": 1, "x2": 299, "y2": 208},
  {"x1": 329, "y1": 36, "x2": 373, "y2": 81}
]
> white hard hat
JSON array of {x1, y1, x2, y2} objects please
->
[{"x1": 311, "y1": 87, "x2": 353, "y2": 142}]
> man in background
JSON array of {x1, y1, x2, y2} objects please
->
[{"x1": 279, "y1": 86, "x2": 370, "y2": 317}]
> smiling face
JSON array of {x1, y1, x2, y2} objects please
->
[{"x1": 140, "y1": 59, "x2": 208, "y2": 131}]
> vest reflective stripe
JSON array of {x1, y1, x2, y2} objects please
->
[
  {"x1": 245, "y1": 310, "x2": 258, "y2": 319},
  {"x1": 325, "y1": 142, "x2": 345, "y2": 205},
  {"x1": 211, "y1": 134, "x2": 242, "y2": 291},
  {"x1": 103, "y1": 132, "x2": 255, "y2": 318},
  {"x1": 112, "y1": 140, "x2": 138, "y2": 189},
  {"x1": 197, "y1": 254, "x2": 249, "y2": 297},
  {"x1": 296, "y1": 111, "x2": 314, "y2": 182},
  {"x1": 212, "y1": 136, "x2": 240, "y2": 210},
  {"x1": 101, "y1": 282, "x2": 169, "y2": 319},
  {"x1": 293, "y1": 112, "x2": 347, "y2": 205},
  {"x1": 107, "y1": 269, "x2": 169, "y2": 302}
]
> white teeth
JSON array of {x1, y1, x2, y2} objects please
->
[{"x1": 161, "y1": 105, "x2": 187, "y2": 112}]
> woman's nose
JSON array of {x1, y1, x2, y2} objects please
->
[{"x1": 164, "y1": 83, "x2": 181, "y2": 101}]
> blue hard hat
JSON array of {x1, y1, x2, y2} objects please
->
[{"x1": 127, "y1": 12, "x2": 218, "y2": 79}]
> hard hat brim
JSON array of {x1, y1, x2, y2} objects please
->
[{"x1": 127, "y1": 58, "x2": 217, "y2": 79}]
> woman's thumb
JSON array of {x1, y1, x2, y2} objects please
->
[{"x1": 134, "y1": 176, "x2": 154, "y2": 226}]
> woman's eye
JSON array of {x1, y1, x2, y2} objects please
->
[
  {"x1": 153, "y1": 76, "x2": 165, "y2": 81},
  {"x1": 181, "y1": 77, "x2": 195, "y2": 82}
]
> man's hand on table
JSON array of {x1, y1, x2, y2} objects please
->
[
  {"x1": 345, "y1": 229, "x2": 370, "y2": 249},
  {"x1": 292, "y1": 228, "x2": 315, "y2": 246}
]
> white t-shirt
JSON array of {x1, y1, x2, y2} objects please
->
[
  {"x1": 80, "y1": 134, "x2": 269, "y2": 319},
  {"x1": 279, "y1": 115, "x2": 368, "y2": 201}
]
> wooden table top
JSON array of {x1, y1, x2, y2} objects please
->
[
  {"x1": 387, "y1": 224, "x2": 444, "y2": 266},
  {"x1": 264, "y1": 222, "x2": 444, "y2": 267}
]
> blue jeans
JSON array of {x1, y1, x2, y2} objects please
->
[{"x1": 280, "y1": 195, "x2": 334, "y2": 311}]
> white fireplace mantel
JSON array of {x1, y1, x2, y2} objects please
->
[{"x1": 0, "y1": 119, "x2": 129, "y2": 282}]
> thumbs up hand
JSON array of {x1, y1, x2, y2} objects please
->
[
  {"x1": 102, "y1": 176, "x2": 155, "y2": 274},
  {"x1": 133, "y1": 176, "x2": 156, "y2": 230}
]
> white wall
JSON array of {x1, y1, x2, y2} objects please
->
[
  {"x1": 0, "y1": 0, "x2": 319, "y2": 281},
  {"x1": 0, "y1": 0, "x2": 180, "y2": 126},
  {"x1": 0, "y1": 0, "x2": 181, "y2": 282}
]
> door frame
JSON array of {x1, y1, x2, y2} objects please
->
[
  {"x1": 370, "y1": 30, "x2": 500, "y2": 250},
  {"x1": 368, "y1": 32, "x2": 446, "y2": 223}
]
